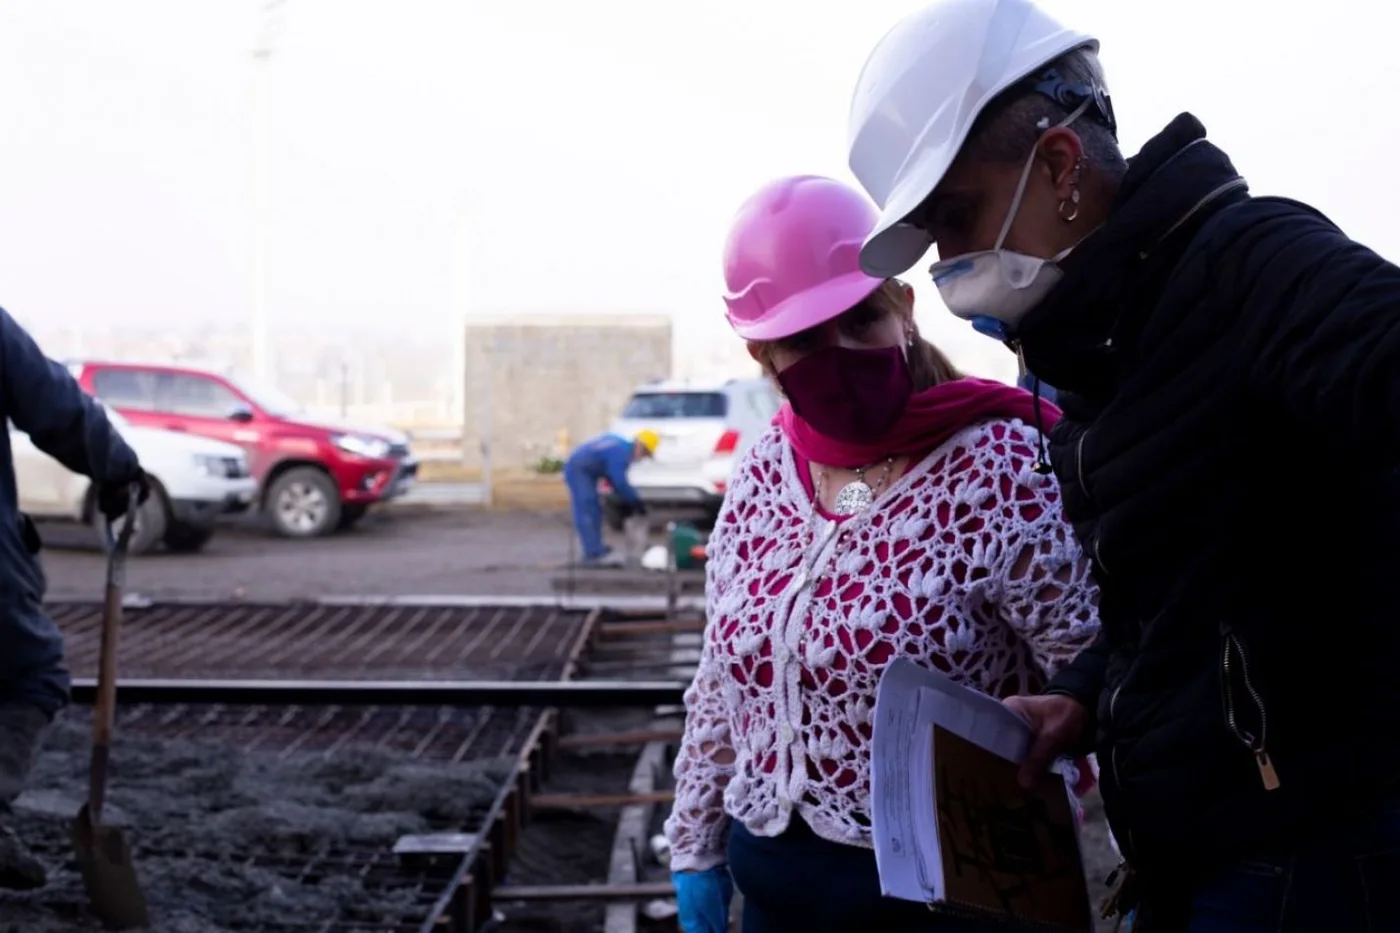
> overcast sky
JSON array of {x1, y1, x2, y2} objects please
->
[{"x1": 0, "y1": 0, "x2": 1392, "y2": 379}]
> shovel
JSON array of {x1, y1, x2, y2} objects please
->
[{"x1": 71, "y1": 489, "x2": 150, "y2": 930}]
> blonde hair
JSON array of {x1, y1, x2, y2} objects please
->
[{"x1": 751, "y1": 280, "x2": 962, "y2": 391}]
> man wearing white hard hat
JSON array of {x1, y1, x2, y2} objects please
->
[{"x1": 847, "y1": 1, "x2": 1400, "y2": 929}]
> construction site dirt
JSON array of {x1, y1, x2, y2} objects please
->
[
  {"x1": 0, "y1": 710, "x2": 652, "y2": 933},
  {"x1": 22, "y1": 508, "x2": 1123, "y2": 932},
  {"x1": 2, "y1": 714, "x2": 508, "y2": 932}
]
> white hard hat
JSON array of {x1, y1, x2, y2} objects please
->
[{"x1": 847, "y1": 0, "x2": 1098, "y2": 278}]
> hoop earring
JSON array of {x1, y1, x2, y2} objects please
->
[
  {"x1": 1059, "y1": 187, "x2": 1081, "y2": 223},
  {"x1": 1059, "y1": 157, "x2": 1085, "y2": 223}
]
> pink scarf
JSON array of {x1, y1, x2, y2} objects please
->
[{"x1": 777, "y1": 377, "x2": 1061, "y2": 469}]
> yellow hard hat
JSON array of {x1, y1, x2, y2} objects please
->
[{"x1": 635, "y1": 429, "x2": 660, "y2": 456}]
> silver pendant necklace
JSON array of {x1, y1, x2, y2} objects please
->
[
  {"x1": 823, "y1": 456, "x2": 890, "y2": 515},
  {"x1": 831, "y1": 458, "x2": 894, "y2": 516},
  {"x1": 791, "y1": 460, "x2": 896, "y2": 603}
]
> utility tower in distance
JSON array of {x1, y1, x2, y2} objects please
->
[{"x1": 250, "y1": 0, "x2": 287, "y2": 384}]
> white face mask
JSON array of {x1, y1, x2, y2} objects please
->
[{"x1": 928, "y1": 100, "x2": 1090, "y2": 339}]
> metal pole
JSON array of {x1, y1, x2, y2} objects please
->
[
  {"x1": 480, "y1": 338, "x2": 495, "y2": 506},
  {"x1": 250, "y1": 1, "x2": 285, "y2": 384},
  {"x1": 665, "y1": 520, "x2": 679, "y2": 621},
  {"x1": 450, "y1": 205, "x2": 471, "y2": 432}
]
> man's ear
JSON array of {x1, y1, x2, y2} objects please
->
[{"x1": 1038, "y1": 127, "x2": 1085, "y2": 201}]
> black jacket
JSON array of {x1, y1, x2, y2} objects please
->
[
  {"x1": 0, "y1": 308, "x2": 139, "y2": 702},
  {"x1": 1019, "y1": 114, "x2": 1400, "y2": 878}
]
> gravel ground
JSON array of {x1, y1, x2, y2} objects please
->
[
  {"x1": 1081, "y1": 791, "x2": 1121, "y2": 933},
  {"x1": 0, "y1": 714, "x2": 512, "y2": 932}
]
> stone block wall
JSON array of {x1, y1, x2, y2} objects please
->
[{"x1": 461, "y1": 315, "x2": 673, "y2": 472}]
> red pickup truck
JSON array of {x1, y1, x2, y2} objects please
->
[{"x1": 71, "y1": 359, "x2": 419, "y2": 538}]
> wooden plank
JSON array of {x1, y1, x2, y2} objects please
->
[
  {"x1": 531, "y1": 790, "x2": 674, "y2": 810},
  {"x1": 599, "y1": 619, "x2": 706, "y2": 637},
  {"x1": 495, "y1": 882, "x2": 676, "y2": 902},
  {"x1": 550, "y1": 577, "x2": 704, "y2": 598},
  {"x1": 393, "y1": 832, "x2": 480, "y2": 858},
  {"x1": 557, "y1": 728, "x2": 682, "y2": 749},
  {"x1": 604, "y1": 733, "x2": 671, "y2": 933}
]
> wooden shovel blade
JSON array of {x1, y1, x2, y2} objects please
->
[{"x1": 72, "y1": 803, "x2": 150, "y2": 930}]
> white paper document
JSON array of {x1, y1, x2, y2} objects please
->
[
  {"x1": 871, "y1": 658, "x2": 1034, "y2": 902},
  {"x1": 870, "y1": 659, "x2": 1092, "y2": 931}
]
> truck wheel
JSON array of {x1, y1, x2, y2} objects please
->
[
  {"x1": 337, "y1": 504, "x2": 368, "y2": 530},
  {"x1": 163, "y1": 523, "x2": 215, "y2": 553},
  {"x1": 266, "y1": 467, "x2": 341, "y2": 538},
  {"x1": 94, "y1": 484, "x2": 168, "y2": 556}
]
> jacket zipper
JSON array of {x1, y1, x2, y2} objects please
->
[
  {"x1": 1073, "y1": 430, "x2": 1110, "y2": 579},
  {"x1": 1075, "y1": 419, "x2": 1132, "y2": 850},
  {"x1": 1075, "y1": 431, "x2": 1090, "y2": 500},
  {"x1": 1140, "y1": 177, "x2": 1250, "y2": 259},
  {"x1": 1221, "y1": 628, "x2": 1281, "y2": 791},
  {"x1": 1107, "y1": 677, "x2": 1137, "y2": 860}
]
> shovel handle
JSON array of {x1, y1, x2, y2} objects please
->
[
  {"x1": 100, "y1": 483, "x2": 140, "y2": 586},
  {"x1": 88, "y1": 483, "x2": 139, "y2": 822}
]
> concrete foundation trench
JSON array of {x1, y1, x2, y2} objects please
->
[{"x1": 1, "y1": 598, "x2": 701, "y2": 933}]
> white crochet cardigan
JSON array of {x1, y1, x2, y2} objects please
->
[{"x1": 664, "y1": 419, "x2": 1100, "y2": 872}]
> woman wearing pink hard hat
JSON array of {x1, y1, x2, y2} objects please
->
[{"x1": 662, "y1": 173, "x2": 1101, "y2": 932}]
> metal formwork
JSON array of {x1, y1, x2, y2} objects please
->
[{"x1": 34, "y1": 602, "x2": 698, "y2": 933}]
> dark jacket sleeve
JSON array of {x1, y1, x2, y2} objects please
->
[
  {"x1": 1045, "y1": 630, "x2": 1108, "y2": 702},
  {"x1": 1230, "y1": 200, "x2": 1400, "y2": 455},
  {"x1": 1043, "y1": 631, "x2": 1108, "y2": 757},
  {"x1": 0, "y1": 310, "x2": 141, "y2": 482}
]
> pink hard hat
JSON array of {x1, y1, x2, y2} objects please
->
[{"x1": 721, "y1": 175, "x2": 886, "y2": 341}]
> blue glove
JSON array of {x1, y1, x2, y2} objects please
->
[{"x1": 673, "y1": 866, "x2": 734, "y2": 933}]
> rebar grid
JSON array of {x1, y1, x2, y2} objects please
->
[
  {"x1": 50, "y1": 602, "x2": 588, "y2": 681},
  {"x1": 113, "y1": 702, "x2": 541, "y2": 763},
  {"x1": 22, "y1": 839, "x2": 461, "y2": 933},
  {"x1": 23, "y1": 604, "x2": 644, "y2": 932}
]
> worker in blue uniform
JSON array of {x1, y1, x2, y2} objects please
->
[
  {"x1": 0, "y1": 308, "x2": 149, "y2": 890},
  {"x1": 563, "y1": 429, "x2": 658, "y2": 564}
]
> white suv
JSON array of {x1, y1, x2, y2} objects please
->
[
  {"x1": 12, "y1": 405, "x2": 257, "y2": 555},
  {"x1": 605, "y1": 377, "x2": 780, "y2": 528}
]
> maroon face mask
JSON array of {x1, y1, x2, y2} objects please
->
[{"x1": 776, "y1": 345, "x2": 914, "y2": 445}]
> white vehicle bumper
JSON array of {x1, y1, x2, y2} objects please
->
[{"x1": 166, "y1": 476, "x2": 258, "y2": 527}]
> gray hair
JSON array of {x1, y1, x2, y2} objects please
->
[{"x1": 963, "y1": 47, "x2": 1127, "y2": 180}]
